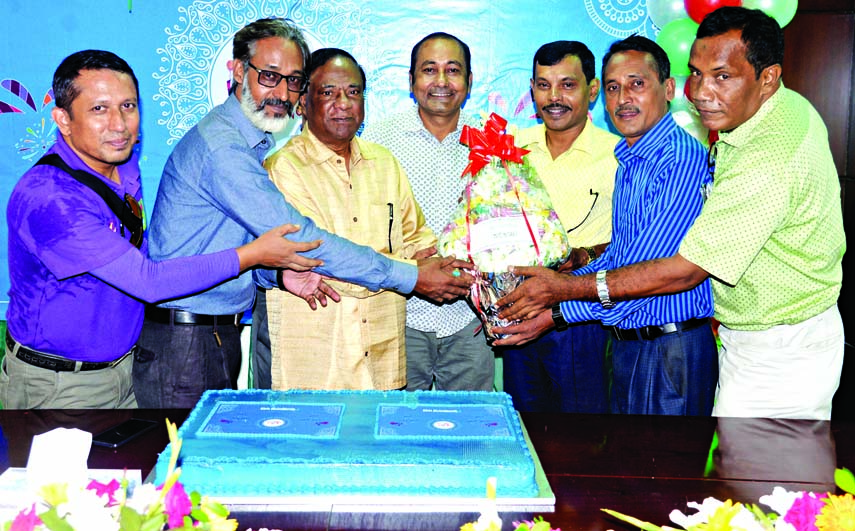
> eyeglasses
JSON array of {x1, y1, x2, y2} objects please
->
[
  {"x1": 566, "y1": 189, "x2": 599, "y2": 234},
  {"x1": 122, "y1": 193, "x2": 144, "y2": 249},
  {"x1": 247, "y1": 62, "x2": 308, "y2": 92}
]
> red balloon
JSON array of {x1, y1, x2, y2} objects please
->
[{"x1": 684, "y1": 0, "x2": 742, "y2": 23}]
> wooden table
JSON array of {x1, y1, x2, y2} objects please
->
[{"x1": 1, "y1": 409, "x2": 851, "y2": 530}]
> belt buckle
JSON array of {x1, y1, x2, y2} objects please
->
[{"x1": 661, "y1": 322, "x2": 678, "y2": 334}]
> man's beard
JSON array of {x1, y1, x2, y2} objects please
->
[{"x1": 239, "y1": 81, "x2": 293, "y2": 133}]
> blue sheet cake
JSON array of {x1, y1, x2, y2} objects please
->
[{"x1": 155, "y1": 389, "x2": 539, "y2": 498}]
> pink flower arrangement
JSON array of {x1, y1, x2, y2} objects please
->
[
  {"x1": 2, "y1": 420, "x2": 237, "y2": 531},
  {"x1": 603, "y1": 467, "x2": 855, "y2": 531}
]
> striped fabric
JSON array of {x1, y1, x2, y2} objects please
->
[{"x1": 562, "y1": 113, "x2": 714, "y2": 328}]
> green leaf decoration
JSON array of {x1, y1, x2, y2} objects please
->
[
  {"x1": 601, "y1": 508, "x2": 664, "y2": 531},
  {"x1": 191, "y1": 508, "x2": 210, "y2": 522},
  {"x1": 836, "y1": 467, "x2": 855, "y2": 495},
  {"x1": 140, "y1": 513, "x2": 167, "y2": 531},
  {"x1": 530, "y1": 516, "x2": 555, "y2": 531},
  {"x1": 206, "y1": 500, "x2": 230, "y2": 517},
  {"x1": 119, "y1": 506, "x2": 143, "y2": 531},
  {"x1": 38, "y1": 508, "x2": 74, "y2": 531},
  {"x1": 745, "y1": 504, "x2": 777, "y2": 530}
]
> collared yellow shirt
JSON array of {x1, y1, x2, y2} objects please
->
[
  {"x1": 265, "y1": 126, "x2": 435, "y2": 390},
  {"x1": 680, "y1": 87, "x2": 845, "y2": 330},
  {"x1": 515, "y1": 120, "x2": 619, "y2": 248}
]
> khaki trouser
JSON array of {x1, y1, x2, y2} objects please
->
[{"x1": 0, "y1": 338, "x2": 136, "y2": 409}]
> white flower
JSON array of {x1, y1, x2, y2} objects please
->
[
  {"x1": 759, "y1": 486, "x2": 801, "y2": 516},
  {"x1": 471, "y1": 501, "x2": 502, "y2": 531},
  {"x1": 124, "y1": 482, "x2": 160, "y2": 514},
  {"x1": 670, "y1": 497, "x2": 725, "y2": 528},
  {"x1": 669, "y1": 497, "x2": 765, "y2": 531},
  {"x1": 729, "y1": 506, "x2": 768, "y2": 531},
  {"x1": 773, "y1": 519, "x2": 797, "y2": 531},
  {"x1": 56, "y1": 488, "x2": 120, "y2": 531}
]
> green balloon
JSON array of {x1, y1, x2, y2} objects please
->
[
  {"x1": 743, "y1": 0, "x2": 798, "y2": 28},
  {"x1": 656, "y1": 18, "x2": 700, "y2": 77}
]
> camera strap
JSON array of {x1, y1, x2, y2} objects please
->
[{"x1": 34, "y1": 153, "x2": 142, "y2": 238}]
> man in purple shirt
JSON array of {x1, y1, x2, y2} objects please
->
[{"x1": 1, "y1": 50, "x2": 324, "y2": 409}]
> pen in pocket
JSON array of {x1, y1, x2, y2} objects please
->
[{"x1": 387, "y1": 202, "x2": 393, "y2": 253}]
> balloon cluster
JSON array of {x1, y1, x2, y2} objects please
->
[{"x1": 648, "y1": 0, "x2": 798, "y2": 143}]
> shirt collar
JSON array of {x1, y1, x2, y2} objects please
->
[
  {"x1": 299, "y1": 125, "x2": 365, "y2": 165},
  {"x1": 223, "y1": 92, "x2": 276, "y2": 156},
  {"x1": 718, "y1": 84, "x2": 785, "y2": 148},
  {"x1": 525, "y1": 119, "x2": 598, "y2": 158},
  {"x1": 400, "y1": 105, "x2": 477, "y2": 138},
  {"x1": 614, "y1": 112, "x2": 678, "y2": 163}
]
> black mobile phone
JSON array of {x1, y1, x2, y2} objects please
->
[{"x1": 92, "y1": 418, "x2": 158, "y2": 448}]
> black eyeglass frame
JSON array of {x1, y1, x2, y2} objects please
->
[
  {"x1": 247, "y1": 62, "x2": 308, "y2": 92},
  {"x1": 565, "y1": 189, "x2": 600, "y2": 234}
]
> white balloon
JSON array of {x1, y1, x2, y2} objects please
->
[{"x1": 647, "y1": 0, "x2": 688, "y2": 29}]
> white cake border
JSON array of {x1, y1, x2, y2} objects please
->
[{"x1": 212, "y1": 413, "x2": 555, "y2": 513}]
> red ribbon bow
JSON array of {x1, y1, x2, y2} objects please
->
[{"x1": 460, "y1": 113, "x2": 530, "y2": 177}]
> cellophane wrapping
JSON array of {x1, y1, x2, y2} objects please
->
[{"x1": 438, "y1": 117, "x2": 569, "y2": 340}]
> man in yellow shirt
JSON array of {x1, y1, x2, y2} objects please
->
[
  {"x1": 265, "y1": 48, "x2": 436, "y2": 390},
  {"x1": 500, "y1": 41, "x2": 619, "y2": 412}
]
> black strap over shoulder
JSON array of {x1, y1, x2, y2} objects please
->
[{"x1": 35, "y1": 153, "x2": 143, "y2": 238}]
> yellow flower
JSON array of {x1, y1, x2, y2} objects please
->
[
  {"x1": 816, "y1": 493, "x2": 855, "y2": 531},
  {"x1": 704, "y1": 500, "x2": 746, "y2": 531}
]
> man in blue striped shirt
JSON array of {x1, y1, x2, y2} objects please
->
[{"x1": 495, "y1": 36, "x2": 718, "y2": 416}]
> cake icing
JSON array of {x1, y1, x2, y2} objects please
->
[{"x1": 155, "y1": 389, "x2": 538, "y2": 498}]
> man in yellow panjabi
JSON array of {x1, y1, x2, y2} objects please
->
[{"x1": 265, "y1": 48, "x2": 435, "y2": 390}]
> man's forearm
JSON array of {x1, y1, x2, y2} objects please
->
[{"x1": 598, "y1": 254, "x2": 709, "y2": 301}]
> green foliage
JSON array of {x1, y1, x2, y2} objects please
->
[
  {"x1": 37, "y1": 509, "x2": 74, "y2": 531},
  {"x1": 836, "y1": 467, "x2": 855, "y2": 495}
]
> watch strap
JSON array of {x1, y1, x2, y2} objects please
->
[
  {"x1": 596, "y1": 269, "x2": 615, "y2": 309},
  {"x1": 551, "y1": 304, "x2": 569, "y2": 331}
]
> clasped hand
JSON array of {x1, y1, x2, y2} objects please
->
[
  {"x1": 414, "y1": 256, "x2": 475, "y2": 303},
  {"x1": 490, "y1": 266, "x2": 572, "y2": 346}
]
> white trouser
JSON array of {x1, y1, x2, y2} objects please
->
[{"x1": 713, "y1": 304, "x2": 845, "y2": 420}]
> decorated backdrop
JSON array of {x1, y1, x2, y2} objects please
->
[{"x1": 0, "y1": 0, "x2": 795, "y2": 317}]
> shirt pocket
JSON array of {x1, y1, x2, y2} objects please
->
[{"x1": 368, "y1": 201, "x2": 403, "y2": 256}]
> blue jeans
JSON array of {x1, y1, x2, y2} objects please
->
[
  {"x1": 610, "y1": 323, "x2": 718, "y2": 416},
  {"x1": 501, "y1": 322, "x2": 609, "y2": 413},
  {"x1": 134, "y1": 318, "x2": 242, "y2": 408}
]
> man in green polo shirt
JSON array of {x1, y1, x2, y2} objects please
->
[{"x1": 495, "y1": 6, "x2": 845, "y2": 420}]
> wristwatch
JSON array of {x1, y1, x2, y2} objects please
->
[
  {"x1": 596, "y1": 269, "x2": 615, "y2": 309},
  {"x1": 551, "y1": 304, "x2": 569, "y2": 331}
]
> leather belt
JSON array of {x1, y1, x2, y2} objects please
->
[
  {"x1": 607, "y1": 318, "x2": 710, "y2": 341},
  {"x1": 145, "y1": 306, "x2": 241, "y2": 326},
  {"x1": 5, "y1": 332, "x2": 136, "y2": 372}
]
